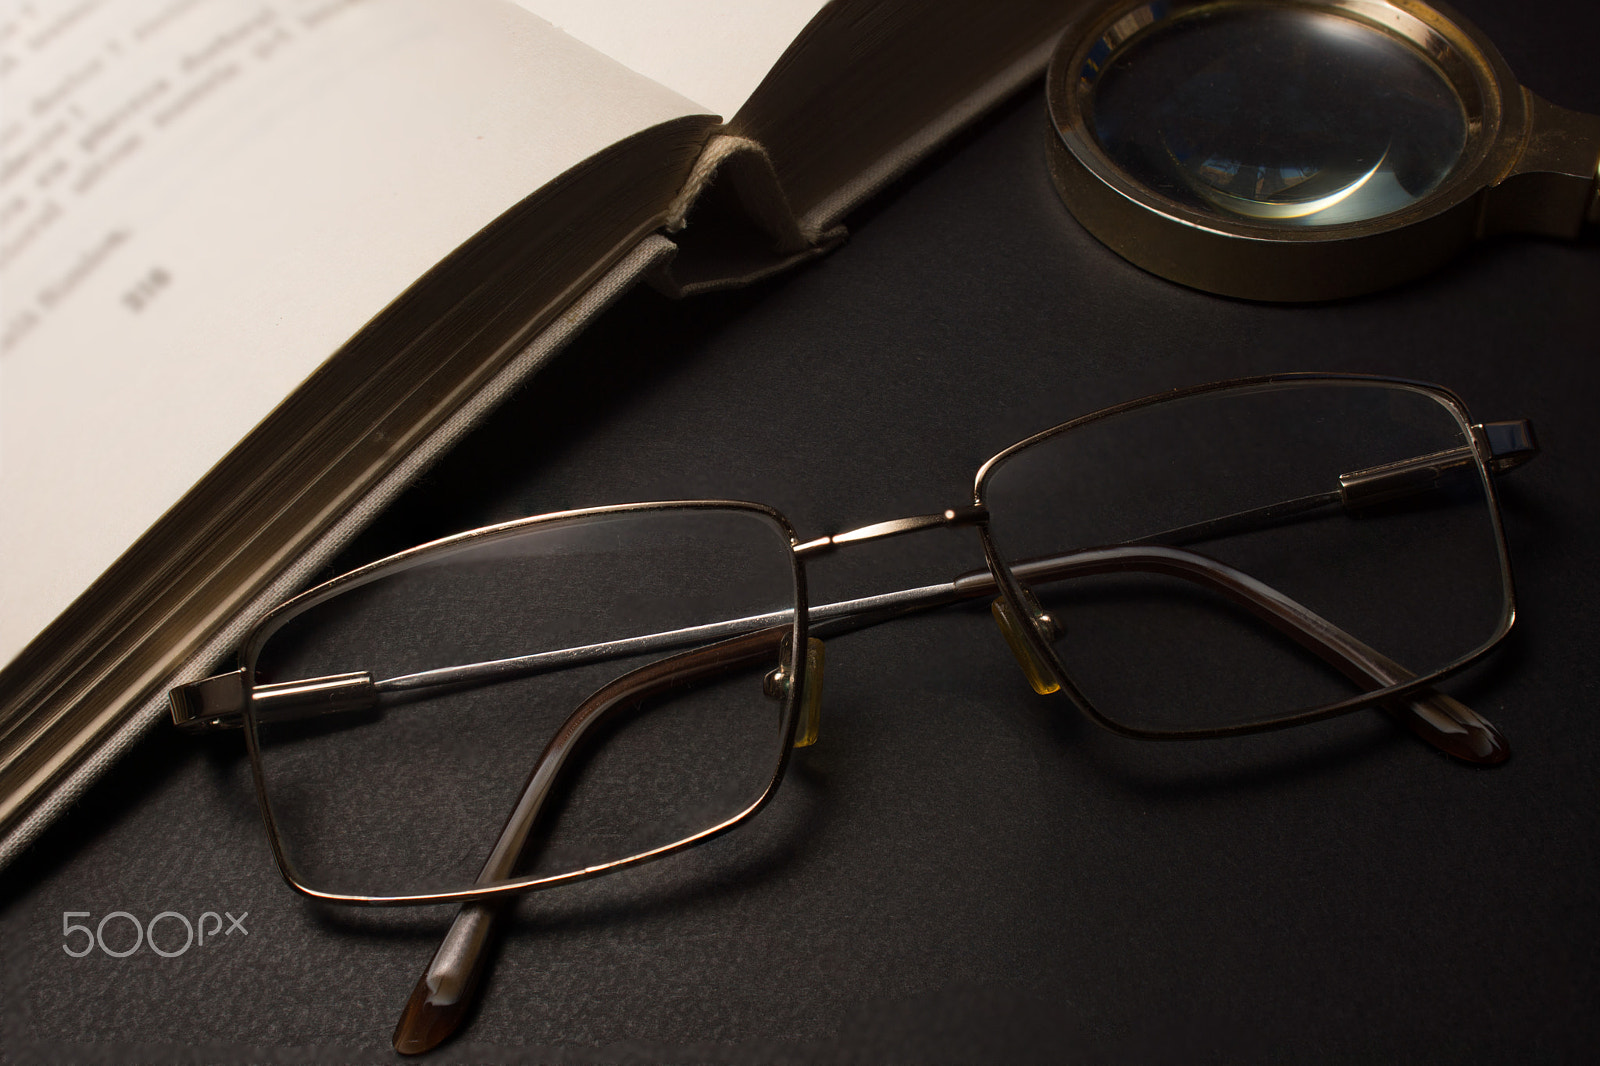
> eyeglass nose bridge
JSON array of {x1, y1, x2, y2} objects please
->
[
  {"x1": 791, "y1": 504, "x2": 988, "y2": 557},
  {"x1": 788, "y1": 501, "x2": 1071, "y2": 699}
]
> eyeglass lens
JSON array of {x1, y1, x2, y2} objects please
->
[
  {"x1": 1087, "y1": 4, "x2": 1469, "y2": 226},
  {"x1": 980, "y1": 381, "x2": 1508, "y2": 733},
  {"x1": 246, "y1": 508, "x2": 798, "y2": 899}
]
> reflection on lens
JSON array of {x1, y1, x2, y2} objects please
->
[
  {"x1": 1088, "y1": 5, "x2": 1468, "y2": 226},
  {"x1": 981, "y1": 382, "x2": 1508, "y2": 733},
  {"x1": 248, "y1": 507, "x2": 798, "y2": 898}
]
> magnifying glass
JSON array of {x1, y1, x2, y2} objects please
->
[{"x1": 1046, "y1": 0, "x2": 1600, "y2": 300}]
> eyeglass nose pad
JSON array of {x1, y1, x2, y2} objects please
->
[
  {"x1": 764, "y1": 636, "x2": 825, "y2": 747},
  {"x1": 991, "y1": 591, "x2": 1062, "y2": 696}
]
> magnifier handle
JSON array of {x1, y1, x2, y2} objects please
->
[{"x1": 1484, "y1": 90, "x2": 1600, "y2": 238}]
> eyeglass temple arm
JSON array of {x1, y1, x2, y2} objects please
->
[
  {"x1": 171, "y1": 420, "x2": 1535, "y2": 733},
  {"x1": 949, "y1": 546, "x2": 1506, "y2": 763},
  {"x1": 174, "y1": 540, "x2": 1501, "y2": 764},
  {"x1": 393, "y1": 625, "x2": 789, "y2": 1054}
]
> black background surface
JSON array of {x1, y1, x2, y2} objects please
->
[{"x1": 3, "y1": 1, "x2": 1598, "y2": 1061}]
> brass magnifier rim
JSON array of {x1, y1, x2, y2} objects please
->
[{"x1": 1046, "y1": 0, "x2": 1540, "y2": 300}]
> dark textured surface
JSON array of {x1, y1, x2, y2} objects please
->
[{"x1": 4, "y1": 2, "x2": 1598, "y2": 1061}]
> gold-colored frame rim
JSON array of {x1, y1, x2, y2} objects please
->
[
  {"x1": 971, "y1": 373, "x2": 1519, "y2": 740},
  {"x1": 238, "y1": 500, "x2": 811, "y2": 907},
  {"x1": 1045, "y1": 0, "x2": 1528, "y2": 300}
]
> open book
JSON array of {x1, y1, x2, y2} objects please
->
[{"x1": 0, "y1": 0, "x2": 1070, "y2": 861}]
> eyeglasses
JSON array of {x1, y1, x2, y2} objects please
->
[
  {"x1": 1047, "y1": 0, "x2": 1600, "y2": 300},
  {"x1": 169, "y1": 374, "x2": 1535, "y2": 1053}
]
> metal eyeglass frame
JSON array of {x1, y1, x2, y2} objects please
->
[{"x1": 168, "y1": 372, "x2": 1536, "y2": 1052}]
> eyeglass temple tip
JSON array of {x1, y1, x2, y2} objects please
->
[
  {"x1": 1390, "y1": 690, "x2": 1510, "y2": 766},
  {"x1": 393, "y1": 899, "x2": 504, "y2": 1054}
]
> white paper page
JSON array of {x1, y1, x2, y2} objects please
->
[
  {"x1": 513, "y1": 0, "x2": 827, "y2": 120},
  {"x1": 0, "y1": 0, "x2": 704, "y2": 667}
]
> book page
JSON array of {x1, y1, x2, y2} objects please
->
[
  {"x1": 0, "y1": 0, "x2": 705, "y2": 668},
  {"x1": 514, "y1": 0, "x2": 828, "y2": 120}
]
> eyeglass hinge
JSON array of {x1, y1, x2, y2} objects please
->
[
  {"x1": 169, "y1": 669, "x2": 248, "y2": 732},
  {"x1": 1475, "y1": 419, "x2": 1539, "y2": 474},
  {"x1": 170, "y1": 669, "x2": 379, "y2": 732},
  {"x1": 1338, "y1": 420, "x2": 1538, "y2": 509}
]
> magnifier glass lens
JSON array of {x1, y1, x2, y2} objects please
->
[{"x1": 1089, "y1": 6, "x2": 1468, "y2": 227}]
